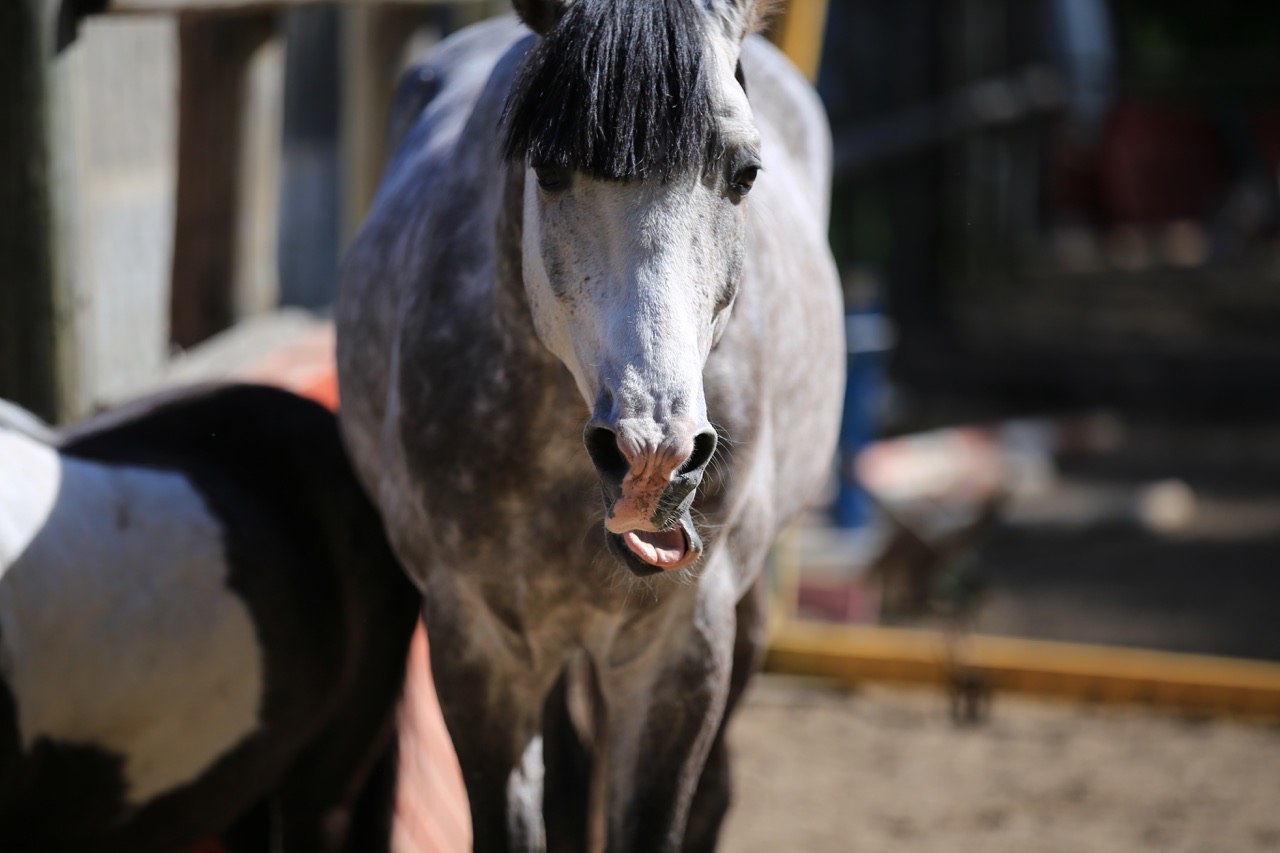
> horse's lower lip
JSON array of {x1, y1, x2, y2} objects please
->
[{"x1": 621, "y1": 526, "x2": 693, "y2": 570}]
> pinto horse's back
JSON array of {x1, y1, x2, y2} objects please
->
[{"x1": 0, "y1": 384, "x2": 418, "y2": 852}]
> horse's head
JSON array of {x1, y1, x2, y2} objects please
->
[{"x1": 503, "y1": 0, "x2": 766, "y2": 576}]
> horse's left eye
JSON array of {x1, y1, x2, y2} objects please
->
[
  {"x1": 731, "y1": 165, "x2": 759, "y2": 196},
  {"x1": 533, "y1": 163, "x2": 568, "y2": 192}
]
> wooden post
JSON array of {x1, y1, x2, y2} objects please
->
[
  {"x1": 0, "y1": 0, "x2": 80, "y2": 423},
  {"x1": 341, "y1": 6, "x2": 429, "y2": 241},
  {"x1": 169, "y1": 11, "x2": 274, "y2": 349},
  {"x1": 770, "y1": 0, "x2": 830, "y2": 83},
  {"x1": 277, "y1": 6, "x2": 341, "y2": 309}
]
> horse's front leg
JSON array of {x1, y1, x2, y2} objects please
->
[
  {"x1": 682, "y1": 573, "x2": 768, "y2": 852},
  {"x1": 423, "y1": 594, "x2": 553, "y2": 853},
  {"x1": 601, "y1": 571, "x2": 737, "y2": 853}
]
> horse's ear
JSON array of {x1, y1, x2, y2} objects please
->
[{"x1": 512, "y1": 0, "x2": 569, "y2": 36}]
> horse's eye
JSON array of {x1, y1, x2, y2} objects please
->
[
  {"x1": 731, "y1": 165, "x2": 759, "y2": 195},
  {"x1": 533, "y1": 163, "x2": 568, "y2": 193}
]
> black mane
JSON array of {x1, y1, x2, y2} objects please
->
[{"x1": 501, "y1": 0, "x2": 721, "y2": 181}]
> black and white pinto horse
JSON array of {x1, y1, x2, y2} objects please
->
[
  {"x1": 338, "y1": 0, "x2": 844, "y2": 849},
  {"x1": 0, "y1": 385, "x2": 419, "y2": 852}
]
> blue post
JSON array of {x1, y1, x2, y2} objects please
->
[{"x1": 834, "y1": 308, "x2": 894, "y2": 528}]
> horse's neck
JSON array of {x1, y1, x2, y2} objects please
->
[
  {"x1": 495, "y1": 204, "x2": 588, "y2": 441},
  {"x1": 491, "y1": 163, "x2": 548, "y2": 361},
  {"x1": 398, "y1": 160, "x2": 582, "y2": 440},
  {"x1": 480, "y1": 163, "x2": 580, "y2": 397}
]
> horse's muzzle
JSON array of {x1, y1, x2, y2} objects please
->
[{"x1": 584, "y1": 421, "x2": 716, "y2": 574}]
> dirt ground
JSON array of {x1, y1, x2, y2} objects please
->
[{"x1": 721, "y1": 675, "x2": 1280, "y2": 853}]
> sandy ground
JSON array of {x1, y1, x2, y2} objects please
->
[{"x1": 721, "y1": 676, "x2": 1280, "y2": 853}]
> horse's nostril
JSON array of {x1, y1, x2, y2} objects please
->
[
  {"x1": 585, "y1": 426, "x2": 629, "y2": 483},
  {"x1": 679, "y1": 429, "x2": 718, "y2": 478}
]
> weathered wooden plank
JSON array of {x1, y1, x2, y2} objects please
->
[
  {"x1": 340, "y1": 6, "x2": 432, "y2": 240},
  {"x1": 169, "y1": 12, "x2": 274, "y2": 348},
  {"x1": 106, "y1": 0, "x2": 474, "y2": 10},
  {"x1": 278, "y1": 6, "x2": 341, "y2": 309},
  {"x1": 0, "y1": 0, "x2": 81, "y2": 423}
]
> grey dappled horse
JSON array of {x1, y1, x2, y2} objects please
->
[{"x1": 337, "y1": 0, "x2": 844, "y2": 849}]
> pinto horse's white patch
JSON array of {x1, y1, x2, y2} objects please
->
[{"x1": 0, "y1": 430, "x2": 264, "y2": 805}]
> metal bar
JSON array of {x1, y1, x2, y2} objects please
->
[{"x1": 833, "y1": 66, "x2": 1065, "y2": 179}]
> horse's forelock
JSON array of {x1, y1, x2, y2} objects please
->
[{"x1": 501, "y1": 0, "x2": 723, "y2": 182}]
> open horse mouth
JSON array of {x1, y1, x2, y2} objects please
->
[
  {"x1": 586, "y1": 425, "x2": 713, "y2": 575},
  {"x1": 606, "y1": 514, "x2": 702, "y2": 575},
  {"x1": 622, "y1": 526, "x2": 691, "y2": 569}
]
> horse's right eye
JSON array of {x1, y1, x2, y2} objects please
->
[{"x1": 533, "y1": 164, "x2": 568, "y2": 192}]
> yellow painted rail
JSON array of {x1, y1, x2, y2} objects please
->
[
  {"x1": 767, "y1": 620, "x2": 1280, "y2": 720},
  {"x1": 769, "y1": 0, "x2": 829, "y2": 82}
]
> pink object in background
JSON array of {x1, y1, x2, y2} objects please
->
[
  {"x1": 392, "y1": 625, "x2": 472, "y2": 853},
  {"x1": 174, "y1": 321, "x2": 472, "y2": 853}
]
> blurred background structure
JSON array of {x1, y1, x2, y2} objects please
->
[
  {"x1": 804, "y1": 0, "x2": 1280, "y2": 663},
  {"x1": 823, "y1": 0, "x2": 1280, "y2": 414},
  {"x1": 2, "y1": 0, "x2": 506, "y2": 421},
  {"x1": 5, "y1": 0, "x2": 1280, "y2": 680},
  {"x1": 7, "y1": 0, "x2": 1280, "y2": 696},
  {"x1": 4, "y1": 1, "x2": 1280, "y2": 849}
]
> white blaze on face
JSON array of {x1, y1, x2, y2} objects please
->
[
  {"x1": 521, "y1": 172, "x2": 730, "y2": 416},
  {"x1": 517, "y1": 25, "x2": 760, "y2": 420},
  {"x1": 0, "y1": 429, "x2": 264, "y2": 805}
]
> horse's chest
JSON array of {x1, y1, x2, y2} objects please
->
[{"x1": 0, "y1": 436, "x2": 264, "y2": 806}]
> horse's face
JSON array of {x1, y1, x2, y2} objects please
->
[{"x1": 507, "y1": 0, "x2": 764, "y2": 575}]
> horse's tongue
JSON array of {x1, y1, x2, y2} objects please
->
[{"x1": 622, "y1": 528, "x2": 688, "y2": 569}]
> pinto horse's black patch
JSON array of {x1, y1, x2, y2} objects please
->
[
  {"x1": 1, "y1": 385, "x2": 419, "y2": 852},
  {"x1": 502, "y1": 0, "x2": 721, "y2": 181}
]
